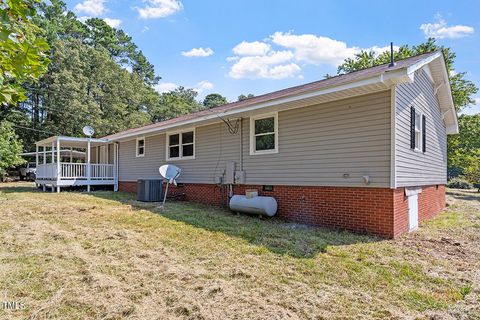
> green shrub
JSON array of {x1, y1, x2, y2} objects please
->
[{"x1": 447, "y1": 178, "x2": 472, "y2": 189}]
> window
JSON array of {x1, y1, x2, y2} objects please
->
[
  {"x1": 410, "y1": 106, "x2": 425, "y2": 152},
  {"x1": 166, "y1": 129, "x2": 195, "y2": 160},
  {"x1": 136, "y1": 137, "x2": 145, "y2": 157},
  {"x1": 250, "y1": 113, "x2": 278, "y2": 155},
  {"x1": 414, "y1": 112, "x2": 422, "y2": 150}
]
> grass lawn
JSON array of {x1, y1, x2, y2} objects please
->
[{"x1": 0, "y1": 183, "x2": 479, "y2": 319}]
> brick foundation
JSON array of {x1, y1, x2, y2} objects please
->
[
  {"x1": 119, "y1": 181, "x2": 445, "y2": 238},
  {"x1": 393, "y1": 185, "x2": 446, "y2": 236}
]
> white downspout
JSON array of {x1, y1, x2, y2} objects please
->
[
  {"x1": 87, "y1": 139, "x2": 91, "y2": 192},
  {"x1": 114, "y1": 143, "x2": 119, "y2": 191},
  {"x1": 239, "y1": 118, "x2": 243, "y2": 171}
]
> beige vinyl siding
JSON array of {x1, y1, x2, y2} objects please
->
[
  {"x1": 395, "y1": 68, "x2": 447, "y2": 186},
  {"x1": 118, "y1": 134, "x2": 166, "y2": 181},
  {"x1": 242, "y1": 90, "x2": 391, "y2": 187},
  {"x1": 118, "y1": 125, "x2": 240, "y2": 183},
  {"x1": 118, "y1": 90, "x2": 392, "y2": 187}
]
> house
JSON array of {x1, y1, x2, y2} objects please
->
[{"x1": 34, "y1": 51, "x2": 457, "y2": 238}]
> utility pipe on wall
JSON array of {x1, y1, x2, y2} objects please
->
[{"x1": 239, "y1": 118, "x2": 243, "y2": 171}]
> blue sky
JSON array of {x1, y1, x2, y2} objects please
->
[{"x1": 66, "y1": 0, "x2": 480, "y2": 114}]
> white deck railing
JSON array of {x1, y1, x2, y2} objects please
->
[
  {"x1": 36, "y1": 163, "x2": 57, "y2": 180},
  {"x1": 37, "y1": 163, "x2": 114, "y2": 180}
]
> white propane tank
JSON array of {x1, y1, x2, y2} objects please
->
[{"x1": 229, "y1": 195, "x2": 278, "y2": 217}]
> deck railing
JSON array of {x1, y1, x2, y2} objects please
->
[
  {"x1": 36, "y1": 163, "x2": 57, "y2": 180},
  {"x1": 36, "y1": 163, "x2": 114, "y2": 180}
]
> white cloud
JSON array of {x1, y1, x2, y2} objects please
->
[
  {"x1": 232, "y1": 41, "x2": 271, "y2": 56},
  {"x1": 74, "y1": 0, "x2": 106, "y2": 16},
  {"x1": 103, "y1": 18, "x2": 121, "y2": 28},
  {"x1": 196, "y1": 80, "x2": 214, "y2": 91},
  {"x1": 229, "y1": 50, "x2": 300, "y2": 79},
  {"x1": 420, "y1": 16, "x2": 474, "y2": 39},
  {"x1": 137, "y1": 0, "x2": 183, "y2": 19},
  {"x1": 181, "y1": 47, "x2": 214, "y2": 58},
  {"x1": 154, "y1": 82, "x2": 178, "y2": 93},
  {"x1": 78, "y1": 16, "x2": 90, "y2": 23},
  {"x1": 228, "y1": 32, "x2": 408, "y2": 80},
  {"x1": 154, "y1": 81, "x2": 214, "y2": 95},
  {"x1": 141, "y1": 26, "x2": 150, "y2": 33},
  {"x1": 367, "y1": 45, "x2": 400, "y2": 56},
  {"x1": 270, "y1": 32, "x2": 358, "y2": 66}
]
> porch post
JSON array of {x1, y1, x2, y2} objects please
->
[
  {"x1": 51, "y1": 141, "x2": 55, "y2": 192},
  {"x1": 87, "y1": 139, "x2": 91, "y2": 192},
  {"x1": 114, "y1": 143, "x2": 118, "y2": 192},
  {"x1": 56, "y1": 138, "x2": 61, "y2": 193},
  {"x1": 42, "y1": 146, "x2": 46, "y2": 192},
  {"x1": 70, "y1": 147, "x2": 73, "y2": 163},
  {"x1": 51, "y1": 141, "x2": 54, "y2": 163},
  {"x1": 35, "y1": 144, "x2": 39, "y2": 187}
]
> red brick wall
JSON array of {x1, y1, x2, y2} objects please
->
[
  {"x1": 233, "y1": 185, "x2": 396, "y2": 237},
  {"x1": 118, "y1": 181, "x2": 445, "y2": 238},
  {"x1": 119, "y1": 181, "x2": 137, "y2": 193},
  {"x1": 392, "y1": 185, "x2": 446, "y2": 236},
  {"x1": 418, "y1": 185, "x2": 446, "y2": 222},
  {"x1": 393, "y1": 188, "x2": 409, "y2": 236}
]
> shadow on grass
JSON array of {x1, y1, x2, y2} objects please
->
[
  {"x1": 93, "y1": 191, "x2": 381, "y2": 259},
  {"x1": 0, "y1": 182, "x2": 38, "y2": 193},
  {"x1": 447, "y1": 189, "x2": 480, "y2": 202},
  {"x1": 1, "y1": 183, "x2": 380, "y2": 258}
]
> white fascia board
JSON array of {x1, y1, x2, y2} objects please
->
[
  {"x1": 406, "y1": 51, "x2": 442, "y2": 77},
  {"x1": 57, "y1": 136, "x2": 111, "y2": 143},
  {"x1": 406, "y1": 51, "x2": 458, "y2": 134},
  {"x1": 110, "y1": 70, "x2": 412, "y2": 141},
  {"x1": 437, "y1": 56, "x2": 459, "y2": 134}
]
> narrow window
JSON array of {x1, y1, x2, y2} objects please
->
[
  {"x1": 410, "y1": 107, "x2": 424, "y2": 152},
  {"x1": 167, "y1": 130, "x2": 195, "y2": 160},
  {"x1": 250, "y1": 113, "x2": 278, "y2": 155},
  {"x1": 136, "y1": 137, "x2": 145, "y2": 157},
  {"x1": 414, "y1": 112, "x2": 422, "y2": 150}
]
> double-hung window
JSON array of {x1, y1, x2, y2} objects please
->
[
  {"x1": 167, "y1": 130, "x2": 195, "y2": 160},
  {"x1": 136, "y1": 137, "x2": 145, "y2": 157},
  {"x1": 410, "y1": 106, "x2": 426, "y2": 153},
  {"x1": 250, "y1": 113, "x2": 278, "y2": 155},
  {"x1": 414, "y1": 112, "x2": 422, "y2": 150}
]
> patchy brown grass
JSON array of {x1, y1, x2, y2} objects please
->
[{"x1": 0, "y1": 182, "x2": 478, "y2": 319}]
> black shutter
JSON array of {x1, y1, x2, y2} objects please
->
[
  {"x1": 410, "y1": 107, "x2": 416, "y2": 149},
  {"x1": 422, "y1": 115, "x2": 426, "y2": 153}
]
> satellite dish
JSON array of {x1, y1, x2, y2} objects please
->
[
  {"x1": 159, "y1": 164, "x2": 182, "y2": 208},
  {"x1": 159, "y1": 164, "x2": 181, "y2": 186},
  {"x1": 82, "y1": 125, "x2": 95, "y2": 137}
]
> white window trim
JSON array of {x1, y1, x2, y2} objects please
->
[
  {"x1": 136, "y1": 137, "x2": 145, "y2": 157},
  {"x1": 166, "y1": 128, "x2": 196, "y2": 161},
  {"x1": 414, "y1": 111, "x2": 423, "y2": 152},
  {"x1": 249, "y1": 112, "x2": 279, "y2": 155}
]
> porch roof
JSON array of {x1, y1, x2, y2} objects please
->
[
  {"x1": 35, "y1": 136, "x2": 111, "y2": 148},
  {"x1": 20, "y1": 150, "x2": 86, "y2": 158}
]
